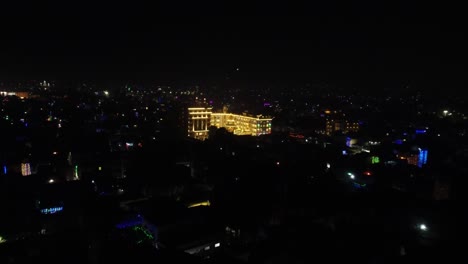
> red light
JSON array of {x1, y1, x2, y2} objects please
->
[{"x1": 364, "y1": 171, "x2": 372, "y2": 176}]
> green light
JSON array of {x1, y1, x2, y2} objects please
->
[
  {"x1": 133, "y1": 226, "x2": 154, "y2": 240},
  {"x1": 98, "y1": 166, "x2": 102, "y2": 171},
  {"x1": 371, "y1": 156, "x2": 380, "y2": 164}
]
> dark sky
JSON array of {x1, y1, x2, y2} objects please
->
[{"x1": 0, "y1": 1, "x2": 465, "y2": 89}]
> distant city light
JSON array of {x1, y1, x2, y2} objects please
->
[
  {"x1": 347, "y1": 172, "x2": 355, "y2": 179},
  {"x1": 74, "y1": 165, "x2": 79, "y2": 179},
  {"x1": 326, "y1": 163, "x2": 331, "y2": 169},
  {"x1": 0, "y1": 236, "x2": 5, "y2": 244},
  {"x1": 133, "y1": 226, "x2": 154, "y2": 241},
  {"x1": 346, "y1": 137, "x2": 351, "y2": 147},
  {"x1": 215, "y1": 242, "x2": 221, "y2": 248},
  {"x1": 418, "y1": 149, "x2": 428, "y2": 168},
  {"x1": 115, "y1": 218, "x2": 144, "y2": 229},
  {"x1": 364, "y1": 171, "x2": 372, "y2": 176},
  {"x1": 188, "y1": 200, "x2": 211, "y2": 208},
  {"x1": 48, "y1": 179, "x2": 55, "y2": 183},
  {"x1": 40, "y1": 206, "x2": 63, "y2": 214},
  {"x1": 104, "y1": 91, "x2": 109, "y2": 96},
  {"x1": 371, "y1": 156, "x2": 380, "y2": 164},
  {"x1": 276, "y1": 161, "x2": 280, "y2": 166},
  {"x1": 52, "y1": 151, "x2": 58, "y2": 155},
  {"x1": 21, "y1": 163, "x2": 31, "y2": 176},
  {"x1": 419, "y1": 224, "x2": 428, "y2": 231}
]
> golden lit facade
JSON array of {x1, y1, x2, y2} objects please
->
[
  {"x1": 188, "y1": 107, "x2": 212, "y2": 140},
  {"x1": 188, "y1": 107, "x2": 273, "y2": 139},
  {"x1": 325, "y1": 119, "x2": 359, "y2": 136},
  {"x1": 211, "y1": 113, "x2": 272, "y2": 136}
]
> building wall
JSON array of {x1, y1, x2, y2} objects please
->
[
  {"x1": 211, "y1": 113, "x2": 272, "y2": 136},
  {"x1": 326, "y1": 119, "x2": 359, "y2": 136},
  {"x1": 188, "y1": 107, "x2": 212, "y2": 140},
  {"x1": 188, "y1": 108, "x2": 272, "y2": 139}
]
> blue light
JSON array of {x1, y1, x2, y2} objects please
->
[
  {"x1": 346, "y1": 137, "x2": 351, "y2": 147},
  {"x1": 40, "y1": 207, "x2": 63, "y2": 214},
  {"x1": 394, "y1": 139, "x2": 403, "y2": 145},
  {"x1": 3, "y1": 165, "x2": 6, "y2": 174},
  {"x1": 415, "y1": 129, "x2": 426, "y2": 134},
  {"x1": 353, "y1": 182, "x2": 367, "y2": 189},
  {"x1": 418, "y1": 149, "x2": 428, "y2": 168},
  {"x1": 116, "y1": 216, "x2": 143, "y2": 229}
]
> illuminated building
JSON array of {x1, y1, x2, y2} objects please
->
[
  {"x1": 211, "y1": 113, "x2": 272, "y2": 136},
  {"x1": 188, "y1": 107, "x2": 273, "y2": 139},
  {"x1": 188, "y1": 107, "x2": 213, "y2": 140},
  {"x1": 325, "y1": 119, "x2": 359, "y2": 136},
  {"x1": 397, "y1": 149, "x2": 427, "y2": 167},
  {"x1": 21, "y1": 163, "x2": 31, "y2": 176}
]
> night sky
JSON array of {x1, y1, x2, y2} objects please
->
[{"x1": 0, "y1": 1, "x2": 465, "y2": 90}]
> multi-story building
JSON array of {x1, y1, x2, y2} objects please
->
[
  {"x1": 325, "y1": 119, "x2": 359, "y2": 136},
  {"x1": 211, "y1": 113, "x2": 272, "y2": 136},
  {"x1": 187, "y1": 107, "x2": 273, "y2": 140},
  {"x1": 188, "y1": 107, "x2": 213, "y2": 140}
]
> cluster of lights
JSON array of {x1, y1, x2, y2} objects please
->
[
  {"x1": 347, "y1": 172, "x2": 355, "y2": 179},
  {"x1": 40, "y1": 206, "x2": 64, "y2": 214},
  {"x1": 21, "y1": 163, "x2": 31, "y2": 176},
  {"x1": 133, "y1": 226, "x2": 154, "y2": 241},
  {"x1": 371, "y1": 156, "x2": 380, "y2": 164}
]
